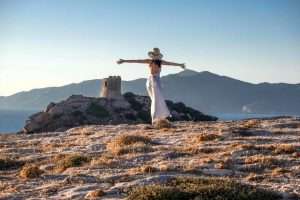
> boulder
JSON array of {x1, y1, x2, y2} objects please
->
[{"x1": 22, "y1": 92, "x2": 217, "y2": 133}]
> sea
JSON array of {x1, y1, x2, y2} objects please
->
[
  {"x1": 0, "y1": 110, "x2": 297, "y2": 134},
  {"x1": 0, "y1": 110, "x2": 37, "y2": 133},
  {"x1": 214, "y1": 113, "x2": 290, "y2": 121}
]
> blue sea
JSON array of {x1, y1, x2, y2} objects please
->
[
  {"x1": 0, "y1": 110, "x2": 296, "y2": 133},
  {"x1": 0, "y1": 110, "x2": 37, "y2": 133},
  {"x1": 215, "y1": 113, "x2": 289, "y2": 121}
]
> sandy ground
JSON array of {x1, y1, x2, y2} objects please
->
[{"x1": 0, "y1": 117, "x2": 299, "y2": 199}]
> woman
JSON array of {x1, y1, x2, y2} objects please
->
[{"x1": 117, "y1": 48, "x2": 186, "y2": 124}]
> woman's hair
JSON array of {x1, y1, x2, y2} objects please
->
[{"x1": 151, "y1": 59, "x2": 161, "y2": 68}]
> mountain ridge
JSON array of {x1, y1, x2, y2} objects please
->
[{"x1": 0, "y1": 70, "x2": 299, "y2": 115}]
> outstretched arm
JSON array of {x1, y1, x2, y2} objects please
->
[
  {"x1": 161, "y1": 60, "x2": 185, "y2": 69},
  {"x1": 117, "y1": 59, "x2": 151, "y2": 65}
]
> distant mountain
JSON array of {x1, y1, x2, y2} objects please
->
[{"x1": 0, "y1": 70, "x2": 299, "y2": 115}]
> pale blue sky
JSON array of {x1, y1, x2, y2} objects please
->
[{"x1": 0, "y1": 0, "x2": 300, "y2": 96}]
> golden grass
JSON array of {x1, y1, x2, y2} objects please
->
[
  {"x1": 192, "y1": 133, "x2": 220, "y2": 143},
  {"x1": 245, "y1": 173, "x2": 266, "y2": 182},
  {"x1": 271, "y1": 167, "x2": 290, "y2": 177},
  {"x1": 273, "y1": 144, "x2": 296, "y2": 154},
  {"x1": 90, "y1": 154, "x2": 118, "y2": 168},
  {"x1": 173, "y1": 145, "x2": 219, "y2": 155},
  {"x1": 139, "y1": 165, "x2": 157, "y2": 173},
  {"x1": 153, "y1": 119, "x2": 171, "y2": 129},
  {"x1": 244, "y1": 155, "x2": 280, "y2": 167},
  {"x1": 214, "y1": 158, "x2": 233, "y2": 169},
  {"x1": 158, "y1": 163, "x2": 177, "y2": 172},
  {"x1": 53, "y1": 154, "x2": 90, "y2": 172},
  {"x1": 19, "y1": 164, "x2": 44, "y2": 179},
  {"x1": 110, "y1": 134, "x2": 152, "y2": 146},
  {"x1": 86, "y1": 189, "x2": 105, "y2": 199},
  {"x1": 0, "y1": 182, "x2": 18, "y2": 193},
  {"x1": 240, "y1": 120, "x2": 260, "y2": 129},
  {"x1": 107, "y1": 134, "x2": 154, "y2": 155},
  {"x1": 238, "y1": 144, "x2": 275, "y2": 156},
  {"x1": 128, "y1": 165, "x2": 157, "y2": 175}
]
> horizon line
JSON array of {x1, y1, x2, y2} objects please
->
[{"x1": 1, "y1": 69, "x2": 299, "y2": 97}]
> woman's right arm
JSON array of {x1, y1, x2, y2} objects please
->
[{"x1": 117, "y1": 59, "x2": 151, "y2": 64}]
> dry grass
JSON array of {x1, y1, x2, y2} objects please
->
[
  {"x1": 0, "y1": 182, "x2": 18, "y2": 193},
  {"x1": 192, "y1": 133, "x2": 220, "y2": 142},
  {"x1": 139, "y1": 165, "x2": 157, "y2": 173},
  {"x1": 182, "y1": 163, "x2": 200, "y2": 173},
  {"x1": 19, "y1": 164, "x2": 44, "y2": 179},
  {"x1": 41, "y1": 143, "x2": 62, "y2": 153},
  {"x1": 127, "y1": 177, "x2": 281, "y2": 200},
  {"x1": 173, "y1": 145, "x2": 219, "y2": 155},
  {"x1": 53, "y1": 154, "x2": 90, "y2": 172},
  {"x1": 109, "y1": 134, "x2": 153, "y2": 146},
  {"x1": 245, "y1": 173, "x2": 266, "y2": 182},
  {"x1": 244, "y1": 155, "x2": 281, "y2": 168},
  {"x1": 172, "y1": 146, "x2": 197, "y2": 155},
  {"x1": 238, "y1": 144, "x2": 256, "y2": 150},
  {"x1": 158, "y1": 163, "x2": 177, "y2": 172},
  {"x1": 271, "y1": 167, "x2": 290, "y2": 176},
  {"x1": 236, "y1": 144, "x2": 275, "y2": 154},
  {"x1": 232, "y1": 120, "x2": 261, "y2": 136},
  {"x1": 128, "y1": 165, "x2": 157, "y2": 175},
  {"x1": 90, "y1": 154, "x2": 118, "y2": 168},
  {"x1": 107, "y1": 134, "x2": 154, "y2": 155},
  {"x1": 241, "y1": 120, "x2": 260, "y2": 129},
  {"x1": 273, "y1": 144, "x2": 297, "y2": 154},
  {"x1": 85, "y1": 189, "x2": 105, "y2": 199},
  {"x1": 110, "y1": 142, "x2": 153, "y2": 155},
  {"x1": 153, "y1": 119, "x2": 171, "y2": 129},
  {"x1": 214, "y1": 158, "x2": 233, "y2": 169}
]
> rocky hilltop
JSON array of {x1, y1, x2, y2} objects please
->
[
  {"x1": 0, "y1": 117, "x2": 299, "y2": 199},
  {"x1": 23, "y1": 92, "x2": 217, "y2": 133}
]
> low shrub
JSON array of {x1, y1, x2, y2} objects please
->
[
  {"x1": 153, "y1": 119, "x2": 171, "y2": 129},
  {"x1": 107, "y1": 134, "x2": 154, "y2": 156},
  {"x1": 19, "y1": 164, "x2": 44, "y2": 179},
  {"x1": 127, "y1": 177, "x2": 281, "y2": 200},
  {"x1": 87, "y1": 102, "x2": 110, "y2": 118},
  {"x1": 55, "y1": 154, "x2": 90, "y2": 172}
]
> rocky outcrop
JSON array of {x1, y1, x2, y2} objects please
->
[
  {"x1": 1, "y1": 117, "x2": 300, "y2": 199},
  {"x1": 22, "y1": 92, "x2": 217, "y2": 133}
]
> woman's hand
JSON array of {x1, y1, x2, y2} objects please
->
[{"x1": 117, "y1": 59, "x2": 124, "y2": 64}]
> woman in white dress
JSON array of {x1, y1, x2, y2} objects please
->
[{"x1": 117, "y1": 48, "x2": 185, "y2": 124}]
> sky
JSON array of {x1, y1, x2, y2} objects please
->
[{"x1": 0, "y1": 0, "x2": 300, "y2": 96}]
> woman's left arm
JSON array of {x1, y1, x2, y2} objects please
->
[{"x1": 161, "y1": 60, "x2": 185, "y2": 69}]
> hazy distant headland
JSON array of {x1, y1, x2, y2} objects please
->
[
  {"x1": 1, "y1": 70, "x2": 299, "y2": 114},
  {"x1": 0, "y1": 70, "x2": 299, "y2": 133}
]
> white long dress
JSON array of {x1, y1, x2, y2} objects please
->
[{"x1": 146, "y1": 73, "x2": 171, "y2": 123}]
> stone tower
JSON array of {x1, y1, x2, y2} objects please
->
[{"x1": 100, "y1": 76, "x2": 122, "y2": 99}]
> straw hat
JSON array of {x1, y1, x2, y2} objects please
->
[{"x1": 148, "y1": 47, "x2": 163, "y2": 60}]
